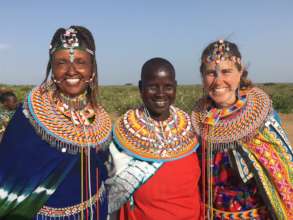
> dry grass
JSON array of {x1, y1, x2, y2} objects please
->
[{"x1": 279, "y1": 113, "x2": 293, "y2": 143}]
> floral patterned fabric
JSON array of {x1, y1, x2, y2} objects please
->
[{"x1": 211, "y1": 151, "x2": 263, "y2": 212}]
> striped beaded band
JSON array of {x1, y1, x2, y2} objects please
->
[
  {"x1": 37, "y1": 184, "x2": 105, "y2": 218},
  {"x1": 114, "y1": 106, "x2": 198, "y2": 162},
  {"x1": 38, "y1": 194, "x2": 98, "y2": 217},
  {"x1": 209, "y1": 205, "x2": 268, "y2": 220}
]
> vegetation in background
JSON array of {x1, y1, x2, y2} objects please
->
[
  {"x1": 1, "y1": 83, "x2": 293, "y2": 115},
  {"x1": 259, "y1": 83, "x2": 293, "y2": 114}
]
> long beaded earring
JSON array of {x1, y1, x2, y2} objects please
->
[
  {"x1": 202, "y1": 87, "x2": 207, "y2": 97},
  {"x1": 88, "y1": 73, "x2": 95, "y2": 90},
  {"x1": 236, "y1": 85, "x2": 241, "y2": 100},
  {"x1": 45, "y1": 79, "x2": 57, "y2": 92}
]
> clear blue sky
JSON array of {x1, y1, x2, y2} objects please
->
[{"x1": 0, "y1": 0, "x2": 293, "y2": 85}]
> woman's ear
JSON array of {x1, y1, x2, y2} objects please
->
[{"x1": 138, "y1": 80, "x2": 142, "y2": 93}]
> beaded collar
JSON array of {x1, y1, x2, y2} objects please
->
[
  {"x1": 23, "y1": 86, "x2": 112, "y2": 154},
  {"x1": 114, "y1": 106, "x2": 198, "y2": 162},
  {"x1": 191, "y1": 87, "x2": 272, "y2": 148}
]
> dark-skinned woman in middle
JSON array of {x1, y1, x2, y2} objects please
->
[{"x1": 106, "y1": 57, "x2": 201, "y2": 220}]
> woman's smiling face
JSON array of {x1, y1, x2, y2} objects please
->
[
  {"x1": 202, "y1": 59, "x2": 242, "y2": 108},
  {"x1": 52, "y1": 49, "x2": 93, "y2": 97},
  {"x1": 140, "y1": 69, "x2": 177, "y2": 121}
]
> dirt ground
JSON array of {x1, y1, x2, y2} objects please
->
[{"x1": 279, "y1": 113, "x2": 293, "y2": 143}]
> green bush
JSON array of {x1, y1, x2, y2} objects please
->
[{"x1": 271, "y1": 94, "x2": 293, "y2": 113}]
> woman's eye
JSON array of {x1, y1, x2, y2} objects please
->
[
  {"x1": 75, "y1": 57, "x2": 91, "y2": 65},
  {"x1": 146, "y1": 86, "x2": 157, "y2": 92},
  {"x1": 165, "y1": 86, "x2": 174, "y2": 92},
  {"x1": 205, "y1": 71, "x2": 216, "y2": 77},
  {"x1": 222, "y1": 69, "x2": 232, "y2": 75},
  {"x1": 56, "y1": 60, "x2": 67, "y2": 65},
  {"x1": 75, "y1": 59, "x2": 87, "y2": 65}
]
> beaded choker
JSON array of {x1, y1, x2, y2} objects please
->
[
  {"x1": 24, "y1": 86, "x2": 112, "y2": 154},
  {"x1": 58, "y1": 91, "x2": 88, "y2": 110},
  {"x1": 191, "y1": 87, "x2": 272, "y2": 150},
  {"x1": 114, "y1": 106, "x2": 198, "y2": 162}
]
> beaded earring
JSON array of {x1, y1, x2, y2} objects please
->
[
  {"x1": 45, "y1": 79, "x2": 57, "y2": 92},
  {"x1": 202, "y1": 87, "x2": 207, "y2": 97},
  {"x1": 89, "y1": 73, "x2": 95, "y2": 90},
  {"x1": 236, "y1": 85, "x2": 241, "y2": 100}
]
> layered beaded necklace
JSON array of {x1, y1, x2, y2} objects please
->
[
  {"x1": 24, "y1": 86, "x2": 112, "y2": 154},
  {"x1": 114, "y1": 105, "x2": 198, "y2": 162},
  {"x1": 191, "y1": 87, "x2": 272, "y2": 150},
  {"x1": 142, "y1": 106, "x2": 181, "y2": 150},
  {"x1": 55, "y1": 92, "x2": 96, "y2": 126}
]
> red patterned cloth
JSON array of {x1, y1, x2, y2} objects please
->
[{"x1": 119, "y1": 153, "x2": 201, "y2": 220}]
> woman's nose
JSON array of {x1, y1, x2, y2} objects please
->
[
  {"x1": 156, "y1": 86, "x2": 165, "y2": 96},
  {"x1": 67, "y1": 63, "x2": 76, "y2": 74},
  {"x1": 214, "y1": 72, "x2": 224, "y2": 81}
]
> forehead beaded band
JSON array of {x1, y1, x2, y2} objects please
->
[
  {"x1": 49, "y1": 28, "x2": 94, "y2": 62},
  {"x1": 204, "y1": 40, "x2": 241, "y2": 65}
]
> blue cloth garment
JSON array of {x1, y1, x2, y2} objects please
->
[{"x1": 0, "y1": 106, "x2": 109, "y2": 220}]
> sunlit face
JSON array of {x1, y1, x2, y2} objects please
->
[
  {"x1": 52, "y1": 49, "x2": 93, "y2": 97},
  {"x1": 202, "y1": 60, "x2": 242, "y2": 108},
  {"x1": 140, "y1": 70, "x2": 177, "y2": 121}
]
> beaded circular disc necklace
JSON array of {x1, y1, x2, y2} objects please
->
[
  {"x1": 114, "y1": 106, "x2": 198, "y2": 162},
  {"x1": 24, "y1": 86, "x2": 112, "y2": 154},
  {"x1": 191, "y1": 87, "x2": 272, "y2": 146}
]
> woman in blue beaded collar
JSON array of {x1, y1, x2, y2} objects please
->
[{"x1": 0, "y1": 26, "x2": 112, "y2": 220}]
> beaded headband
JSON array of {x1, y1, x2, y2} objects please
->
[
  {"x1": 49, "y1": 28, "x2": 94, "y2": 62},
  {"x1": 204, "y1": 40, "x2": 241, "y2": 65}
]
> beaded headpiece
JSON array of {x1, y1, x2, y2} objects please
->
[
  {"x1": 50, "y1": 28, "x2": 94, "y2": 62},
  {"x1": 204, "y1": 40, "x2": 241, "y2": 65}
]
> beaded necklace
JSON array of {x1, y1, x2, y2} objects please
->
[
  {"x1": 24, "y1": 86, "x2": 112, "y2": 154},
  {"x1": 191, "y1": 87, "x2": 272, "y2": 151},
  {"x1": 58, "y1": 91, "x2": 88, "y2": 110},
  {"x1": 114, "y1": 105, "x2": 198, "y2": 162}
]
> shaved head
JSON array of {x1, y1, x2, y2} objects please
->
[
  {"x1": 138, "y1": 57, "x2": 177, "y2": 121},
  {"x1": 141, "y1": 57, "x2": 175, "y2": 82}
]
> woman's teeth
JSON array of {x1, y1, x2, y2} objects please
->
[
  {"x1": 213, "y1": 88, "x2": 227, "y2": 93},
  {"x1": 155, "y1": 101, "x2": 167, "y2": 107},
  {"x1": 65, "y1": 78, "x2": 80, "y2": 85}
]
